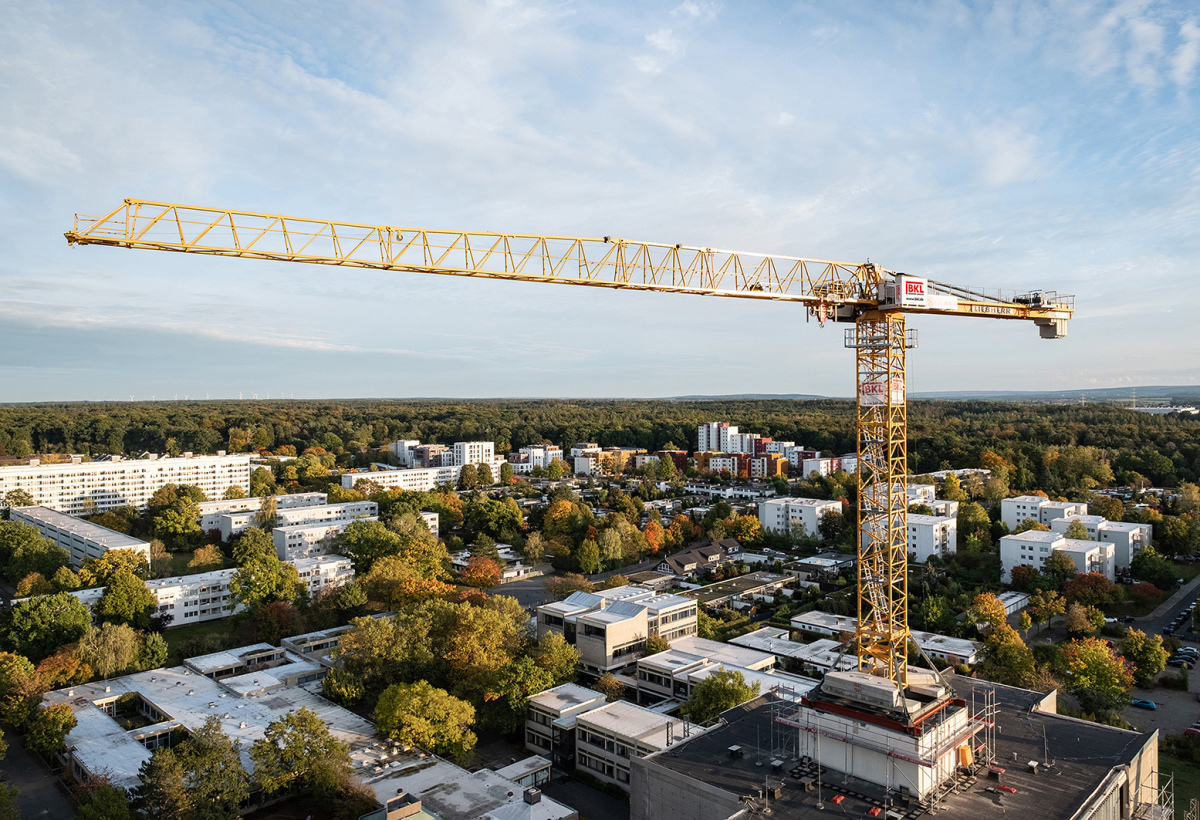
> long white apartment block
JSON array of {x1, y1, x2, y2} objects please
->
[
  {"x1": 907, "y1": 513, "x2": 957, "y2": 562},
  {"x1": 537, "y1": 587, "x2": 698, "y2": 676},
  {"x1": 999, "y1": 531, "x2": 1115, "y2": 583},
  {"x1": 1000, "y1": 495, "x2": 1088, "y2": 530},
  {"x1": 757, "y1": 497, "x2": 843, "y2": 536},
  {"x1": 789, "y1": 611, "x2": 980, "y2": 665},
  {"x1": 271, "y1": 511, "x2": 436, "y2": 561},
  {"x1": 1049, "y1": 515, "x2": 1151, "y2": 569},
  {"x1": 9, "y1": 506, "x2": 151, "y2": 568},
  {"x1": 341, "y1": 456, "x2": 507, "y2": 492},
  {"x1": 218, "y1": 500, "x2": 377, "y2": 541},
  {"x1": 0, "y1": 453, "x2": 251, "y2": 515},
  {"x1": 507, "y1": 444, "x2": 564, "y2": 473},
  {"x1": 63, "y1": 555, "x2": 354, "y2": 626},
  {"x1": 196, "y1": 492, "x2": 326, "y2": 531}
]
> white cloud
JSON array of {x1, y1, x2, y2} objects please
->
[{"x1": 1172, "y1": 19, "x2": 1200, "y2": 87}]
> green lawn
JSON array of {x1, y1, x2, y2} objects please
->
[
  {"x1": 1160, "y1": 752, "x2": 1200, "y2": 810},
  {"x1": 163, "y1": 618, "x2": 232, "y2": 659},
  {"x1": 1173, "y1": 561, "x2": 1200, "y2": 582}
]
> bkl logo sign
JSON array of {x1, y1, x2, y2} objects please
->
[
  {"x1": 897, "y1": 275, "x2": 928, "y2": 308},
  {"x1": 861, "y1": 376, "x2": 906, "y2": 406}
]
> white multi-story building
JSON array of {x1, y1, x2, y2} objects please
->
[
  {"x1": 0, "y1": 453, "x2": 251, "y2": 515},
  {"x1": 789, "y1": 612, "x2": 980, "y2": 666},
  {"x1": 443, "y1": 441, "x2": 495, "y2": 468},
  {"x1": 1000, "y1": 496, "x2": 1088, "y2": 531},
  {"x1": 63, "y1": 555, "x2": 355, "y2": 626},
  {"x1": 764, "y1": 440, "x2": 796, "y2": 454},
  {"x1": 272, "y1": 518, "x2": 377, "y2": 561},
  {"x1": 196, "y1": 492, "x2": 326, "y2": 531},
  {"x1": 757, "y1": 497, "x2": 843, "y2": 536},
  {"x1": 536, "y1": 587, "x2": 698, "y2": 676},
  {"x1": 906, "y1": 484, "x2": 936, "y2": 505},
  {"x1": 907, "y1": 513, "x2": 957, "y2": 562},
  {"x1": 1049, "y1": 515, "x2": 1151, "y2": 570},
  {"x1": 9, "y1": 506, "x2": 151, "y2": 568},
  {"x1": 575, "y1": 700, "x2": 707, "y2": 791},
  {"x1": 800, "y1": 455, "x2": 858, "y2": 477},
  {"x1": 1000, "y1": 531, "x2": 1115, "y2": 583},
  {"x1": 387, "y1": 440, "x2": 421, "y2": 467},
  {"x1": 508, "y1": 444, "x2": 563, "y2": 473},
  {"x1": 697, "y1": 422, "x2": 733, "y2": 453},
  {"x1": 218, "y1": 500, "x2": 378, "y2": 541}
]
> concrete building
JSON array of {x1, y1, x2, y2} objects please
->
[
  {"x1": 0, "y1": 453, "x2": 251, "y2": 515},
  {"x1": 789, "y1": 612, "x2": 979, "y2": 665},
  {"x1": 536, "y1": 587, "x2": 698, "y2": 676},
  {"x1": 1000, "y1": 531, "x2": 1115, "y2": 583},
  {"x1": 9, "y1": 506, "x2": 151, "y2": 568},
  {"x1": 508, "y1": 444, "x2": 564, "y2": 473},
  {"x1": 43, "y1": 643, "x2": 572, "y2": 820},
  {"x1": 1000, "y1": 496, "x2": 1088, "y2": 530},
  {"x1": 525, "y1": 683, "x2": 608, "y2": 765},
  {"x1": 629, "y1": 678, "x2": 1162, "y2": 820},
  {"x1": 575, "y1": 700, "x2": 708, "y2": 791},
  {"x1": 272, "y1": 518, "x2": 375, "y2": 561},
  {"x1": 757, "y1": 497, "x2": 843, "y2": 536},
  {"x1": 634, "y1": 636, "x2": 782, "y2": 702},
  {"x1": 387, "y1": 439, "x2": 421, "y2": 467},
  {"x1": 800, "y1": 454, "x2": 858, "y2": 477},
  {"x1": 218, "y1": 500, "x2": 378, "y2": 542},
  {"x1": 697, "y1": 422, "x2": 733, "y2": 453},
  {"x1": 906, "y1": 513, "x2": 957, "y2": 562},
  {"x1": 64, "y1": 555, "x2": 355, "y2": 627},
  {"x1": 1049, "y1": 515, "x2": 1151, "y2": 570},
  {"x1": 906, "y1": 483, "x2": 936, "y2": 504},
  {"x1": 196, "y1": 492, "x2": 326, "y2": 531},
  {"x1": 997, "y1": 591, "x2": 1031, "y2": 615}
]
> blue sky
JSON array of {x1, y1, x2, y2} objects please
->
[{"x1": 2, "y1": 1, "x2": 1198, "y2": 402}]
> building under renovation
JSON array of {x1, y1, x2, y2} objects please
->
[{"x1": 630, "y1": 672, "x2": 1164, "y2": 820}]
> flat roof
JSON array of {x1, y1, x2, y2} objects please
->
[
  {"x1": 184, "y1": 643, "x2": 277, "y2": 674},
  {"x1": 12, "y1": 506, "x2": 150, "y2": 550},
  {"x1": 1000, "y1": 530, "x2": 1062, "y2": 543},
  {"x1": 670, "y1": 636, "x2": 775, "y2": 669},
  {"x1": 528, "y1": 683, "x2": 607, "y2": 714},
  {"x1": 729, "y1": 627, "x2": 812, "y2": 659},
  {"x1": 791, "y1": 611, "x2": 858, "y2": 633},
  {"x1": 577, "y1": 700, "x2": 689, "y2": 749},
  {"x1": 682, "y1": 572, "x2": 789, "y2": 605},
  {"x1": 908, "y1": 513, "x2": 955, "y2": 524},
  {"x1": 493, "y1": 755, "x2": 551, "y2": 781}
]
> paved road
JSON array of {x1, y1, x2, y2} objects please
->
[
  {"x1": 1122, "y1": 682, "x2": 1200, "y2": 736},
  {"x1": 1138, "y1": 573, "x2": 1200, "y2": 641},
  {"x1": 0, "y1": 732, "x2": 74, "y2": 820}
]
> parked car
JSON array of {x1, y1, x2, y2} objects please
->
[
  {"x1": 1121, "y1": 616, "x2": 1136, "y2": 623},
  {"x1": 1130, "y1": 699, "x2": 1157, "y2": 710},
  {"x1": 1167, "y1": 658, "x2": 1191, "y2": 668},
  {"x1": 1186, "y1": 728, "x2": 1200, "y2": 737},
  {"x1": 1164, "y1": 627, "x2": 1175, "y2": 635}
]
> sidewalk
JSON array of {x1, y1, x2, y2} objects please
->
[{"x1": 1142, "y1": 573, "x2": 1200, "y2": 621}]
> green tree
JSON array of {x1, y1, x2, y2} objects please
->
[
  {"x1": 25, "y1": 702, "x2": 77, "y2": 754},
  {"x1": 576, "y1": 540, "x2": 601, "y2": 574},
  {"x1": 232, "y1": 527, "x2": 275, "y2": 565},
  {"x1": 1062, "y1": 638, "x2": 1134, "y2": 716},
  {"x1": 321, "y1": 668, "x2": 365, "y2": 707},
  {"x1": 0, "y1": 652, "x2": 41, "y2": 726},
  {"x1": 1027, "y1": 589, "x2": 1066, "y2": 635},
  {"x1": 9, "y1": 593, "x2": 92, "y2": 662},
  {"x1": 528, "y1": 631, "x2": 580, "y2": 684},
  {"x1": 681, "y1": 669, "x2": 760, "y2": 725},
  {"x1": 1043, "y1": 551, "x2": 1079, "y2": 587},
  {"x1": 153, "y1": 501, "x2": 201, "y2": 545},
  {"x1": 249, "y1": 706, "x2": 351, "y2": 797},
  {"x1": 174, "y1": 716, "x2": 250, "y2": 820},
  {"x1": 697, "y1": 608, "x2": 718, "y2": 639},
  {"x1": 976, "y1": 624, "x2": 1035, "y2": 687},
  {"x1": 1015, "y1": 518, "x2": 1050, "y2": 534},
  {"x1": 250, "y1": 467, "x2": 276, "y2": 497},
  {"x1": 1130, "y1": 545, "x2": 1176, "y2": 589},
  {"x1": 0, "y1": 782, "x2": 16, "y2": 820},
  {"x1": 253, "y1": 495, "x2": 278, "y2": 530},
  {"x1": 458, "y1": 464, "x2": 479, "y2": 491},
  {"x1": 500, "y1": 462, "x2": 514, "y2": 485},
  {"x1": 1064, "y1": 519, "x2": 1090, "y2": 540},
  {"x1": 523, "y1": 532, "x2": 546, "y2": 565},
  {"x1": 228, "y1": 554, "x2": 303, "y2": 610},
  {"x1": 95, "y1": 572, "x2": 157, "y2": 629},
  {"x1": 592, "y1": 673, "x2": 625, "y2": 702},
  {"x1": 76, "y1": 782, "x2": 133, "y2": 820},
  {"x1": 77, "y1": 623, "x2": 142, "y2": 679},
  {"x1": 942, "y1": 473, "x2": 968, "y2": 502},
  {"x1": 476, "y1": 462, "x2": 494, "y2": 486},
  {"x1": 334, "y1": 518, "x2": 450, "y2": 577},
  {"x1": 1, "y1": 489, "x2": 34, "y2": 508},
  {"x1": 546, "y1": 459, "x2": 565, "y2": 481},
  {"x1": 223, "y1": 485, "x2": 246, "y2": 500},
  {"x1": 81, "y1": 548, "x2": 150, "y2": 586},
  {"x1": 1121, "y1": 629, "x2": 1169, "y2": 688},
  {"x1": 375, "y1": 681, "x2": 477, "y2": 765},
  {"x1": 134, "y1": 748, "x2": 193, "y2": 820},
  {"x1": 138, "y1": 632, "x2": 169, "y2": 671},
  {"x1": 480, "y1": 656, "x2": 555, "y2": 733}
]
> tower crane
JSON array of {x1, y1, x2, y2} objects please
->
[{"x1": 65, "y1": 198, "x2": 1074, "y2": 696}]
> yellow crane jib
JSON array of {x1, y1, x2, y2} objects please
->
[{"x1": 66, "y1": 198, "x2": 1074, "y2": 694}]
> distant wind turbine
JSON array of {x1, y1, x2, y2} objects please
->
[
  {"x1": 238, "y1": 392, "x2": 243, "y2": 400},
  {"x1": 129, "y1": 395, "x2": 135, "y2": 402}
]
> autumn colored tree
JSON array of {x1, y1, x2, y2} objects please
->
[
  {"x1": 187, "y1": 545, "x2": 224, "y2": 572},
  {"x1": 592, "y1": 673, "x2": 625, "y2": 702},
  {"x1": 1043, "y1": 551, "x2": 1080, "y2": 587},
  {"x1": 1027, "y1": 589, "x2": 1066, "y2": 635},
  {"x1": 1008, "y1": 564, "x2": 1047, "y2": 593},
  {"x1": 642, "y1": 520, "x2": 664, "y2": 554},
  {"x1": 1127, "y1": 582, "x2": 1164, "y2": 607},
  {"x1": 1014, "y1": 518, "x2": 1050, "y2": 533},
  {"x1": 967, "y1": 592, "x2": 1008, "y2": 632},
  {"x1": 527, "y1": 632, "x2": 580, "y2": 684},
  {"x1": 1061, "y1": 638, "x2": 1134, "y2": 715},
  {"x1": 545, "y1": 573, "x2": 594, "y2": 600},
  {"x1": 1120, "y1": 629, "x2": 1169, "y2": 687},
  {"x1": 1064, "y1": 604, "x2": 1105, "y2": 637},
  {"x1": 374, "y1": 681, "x2": 477, "y2": 764},
  {"x1": 460, "y1": 556, "x2": 503, "y2": 589},
  {"x1": 1064, "y1": 572, "x2": 1118, "y2": 608},
  {"x1": 25, "y1": 702, "x2": 77, "y2": 754}
]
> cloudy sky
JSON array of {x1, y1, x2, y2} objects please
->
[{"x1": 2, "y1": 1, "x2": 1198, "y2": 402}]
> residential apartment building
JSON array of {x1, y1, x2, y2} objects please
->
[
  {"x1": 697, "y1": 422, "x2": 733, "y2": 453},
  {"x1": 64, "y1": 555, "x2": 354, "y2": 626},
  {"x1": 9, "y1": 506, "x2": 151, "y2": 568},
  {"x1": 907, "y1": 483, "x2": 936, "y2": 505},
  {"x1": 1000, "y1": 496, "x2": 1088, "y2": 530},
  {"x1": 196, "y1": 492, "x2": 326, "y2": 531},
  {"x1": 800, "y1": 454, "x2": 858, "y2": 477},
  {"x1": 750, "y1": 453, "x2": 787, "y2": 478},
  {"x1": 507, "y1": 444, "x2": 564, "y2": 473},
  {"x1": 907, "y1": 513, "x2": 957, "y2": 562},
  {"x1": 218, "y1": 500, "x2": 377, "y2": 542},
  {"x1": 999, "y1": 531, "x2": 1115, "y2": 583},
  {"x1": 757, "y1": 497, "x2": 843, "y2": 536},
  {"x1": 272, "y1": 518, "x2": 377, "y2": 561},
  {"x1": 536, "y1": 587, "x2": 698, "y2": 676},
  {"x1": 1049, "y1": 515, "x2": 1151, "y2": 569},
  {"x1": 0, "y1": 453, "x2": 251, "y2": 515}
]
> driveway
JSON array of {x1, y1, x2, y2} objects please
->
[
  {"x1": 0, "y1": 733, "x2": 75, "y2": 820},
  {"x1": 1121, "y1": 672, "x2": 1200, "y2": 737}
]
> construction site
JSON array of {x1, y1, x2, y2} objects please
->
[{"x1": 64, "y1": 202, "x2": 1174, "y2": 820}]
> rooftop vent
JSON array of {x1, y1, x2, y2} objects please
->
[
  {"x1": 728, "y1": 745, "x2": 744, "y2": 758},
  {"x1": 524, "y1": 789, "x2": 542, "y2": 805}
]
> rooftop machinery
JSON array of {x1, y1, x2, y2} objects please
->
[{"x1": 65, "y1": 198, "x2": 1074, "y2": 701}]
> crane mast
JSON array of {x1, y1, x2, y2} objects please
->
[{"x1": 66, "y1": 198, "x2": 1075, "y2": 697}]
